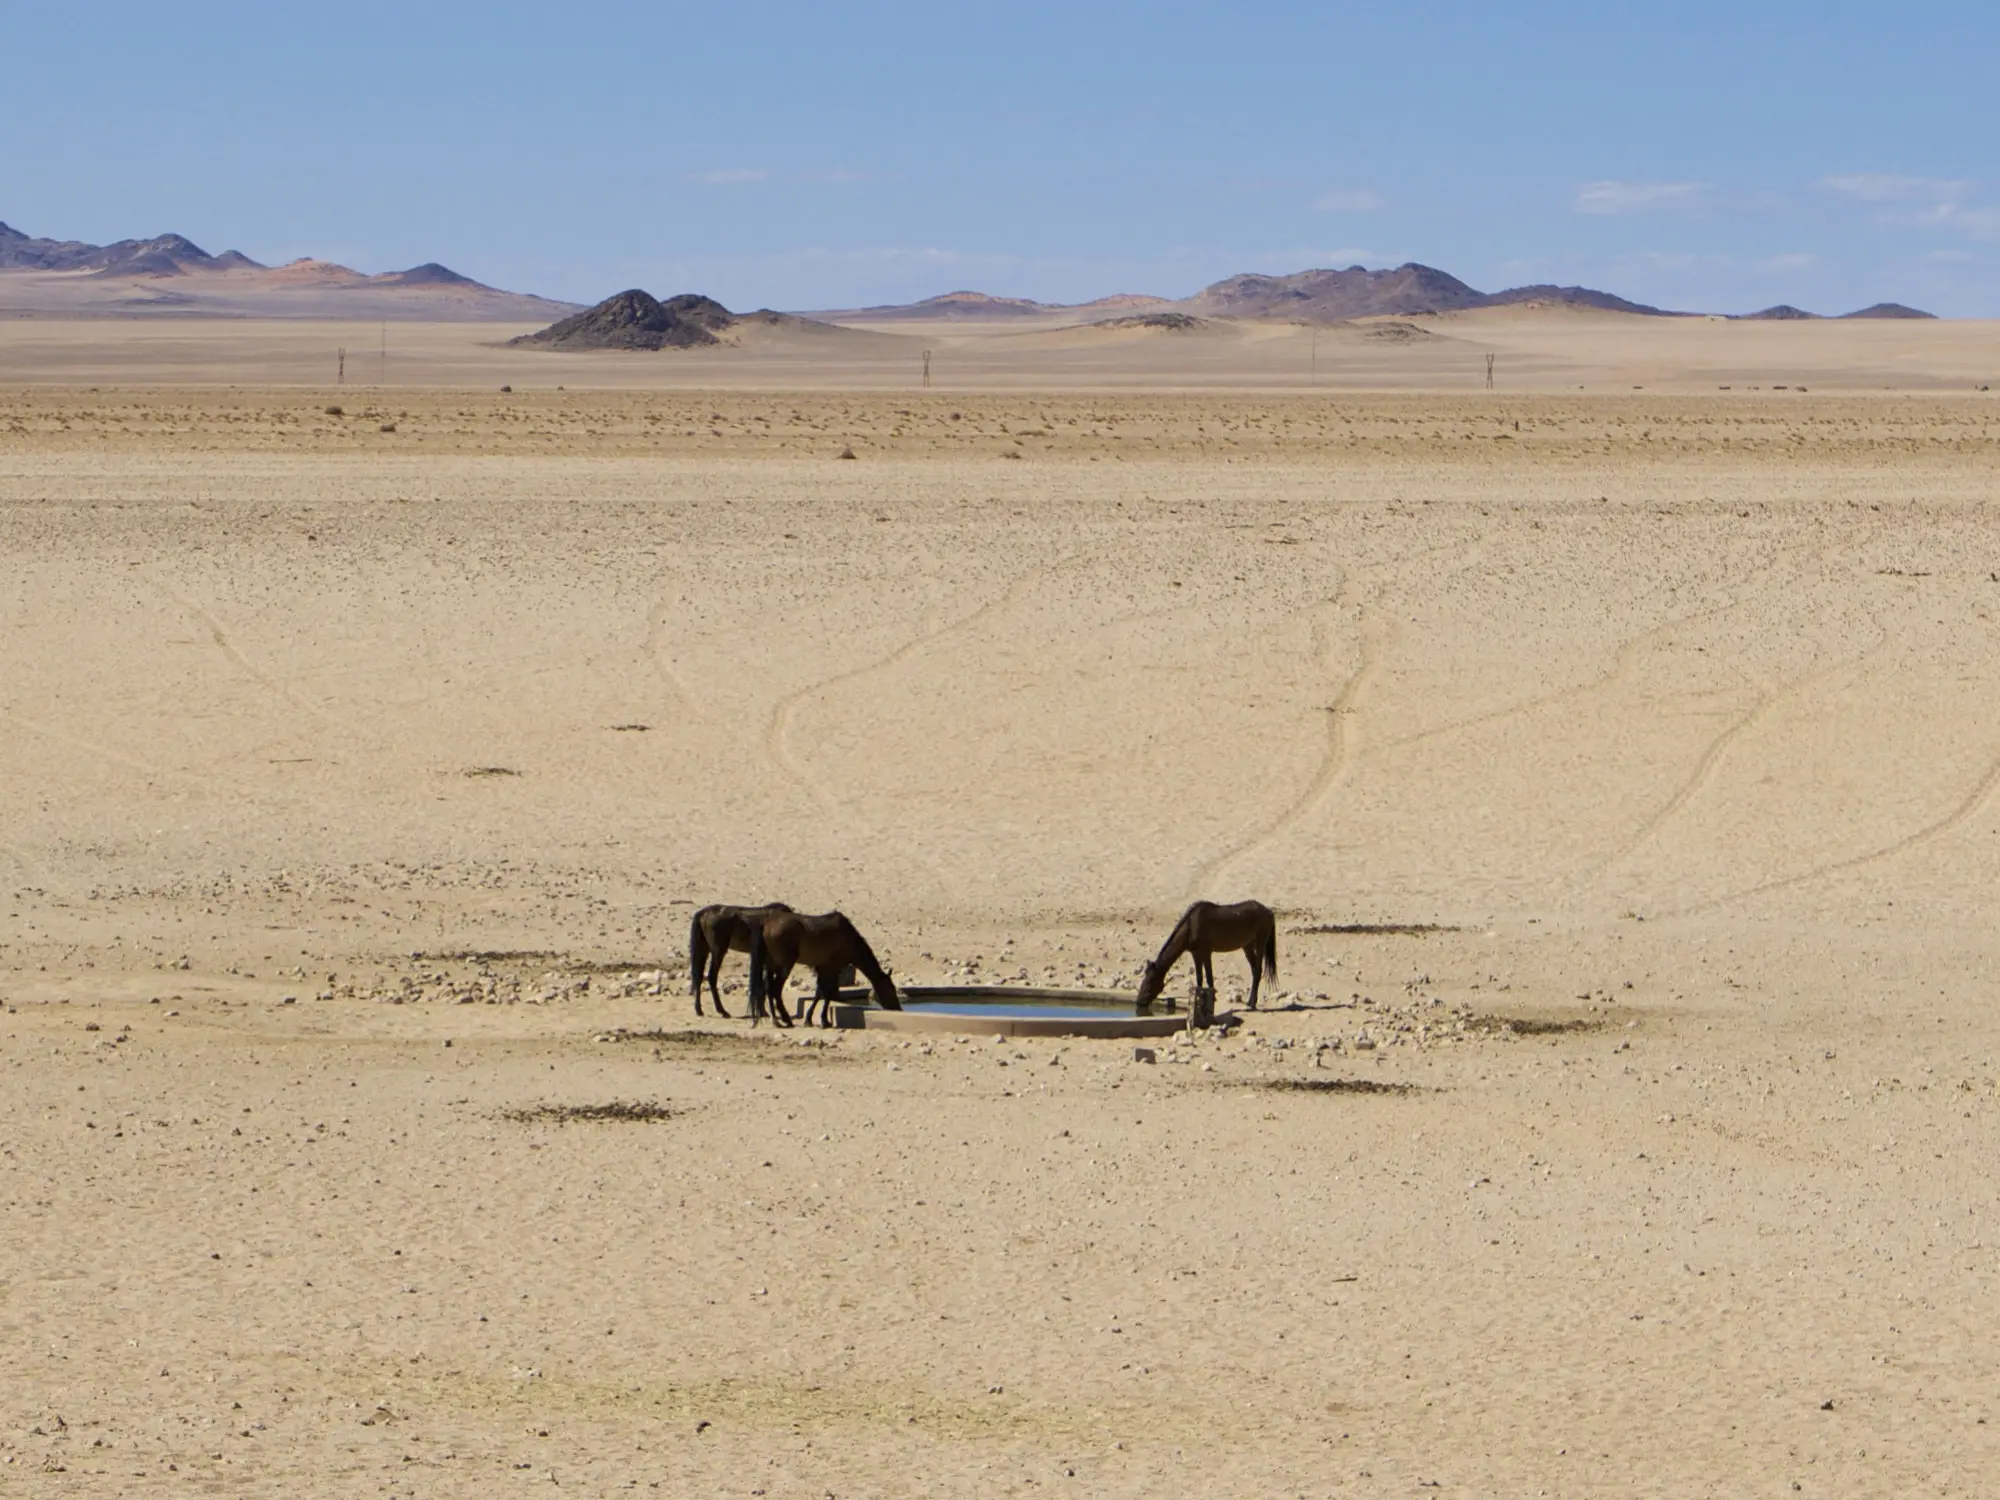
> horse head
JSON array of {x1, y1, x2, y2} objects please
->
[
  {"x1": 872, "y1": 964, "x2": 902, "y2": 1011},
  {"x1": 1134, "y1": 958, "x2": 1165, "y2": 1013}
]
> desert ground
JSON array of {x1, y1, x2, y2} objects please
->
[{"x1": 5, "y1": 328, "x2": 2000, "y2": 1496}]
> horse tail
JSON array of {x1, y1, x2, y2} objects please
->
[
  {"x1": 747, "y1": 921, "x2": 768, "y2": 1018},
  {"x1": 688, "y1": 911, "x2": 709, "y2": 998},
  {"x1": 1263, "y1": 918, "x2": 1278, "y2": 982}
]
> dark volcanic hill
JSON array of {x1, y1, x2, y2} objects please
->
[
  {"x1": 509, "y1": 290, "x2": 741, "y2": 350},
  {"x1": 375, "y1": 262, "x2": 477, "y2": 288},
  {"x1": 1841, "y1": 303, "x2": 1935, "y2": 319},
  {"x1": 1738, "y1": 302, "x2": 1937, "y2": 321}
]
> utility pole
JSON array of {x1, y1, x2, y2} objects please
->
[
  {"x1": 1485, "y1": 353, "x2": 1496, "y2": 391},
  {"x1": 337, "y1": 347, "x2": 345, "y2": 385},
  {"x1": 922, "y1": 349, "x2": 932, "y2": 388}
]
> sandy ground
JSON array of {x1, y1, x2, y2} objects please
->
[
  {"x1": 4, "y1": 307, "x2": 1999, "y2": 391},
  {"x1": 5, "y1": 378, "x2": 2000, "y2": 1496}
]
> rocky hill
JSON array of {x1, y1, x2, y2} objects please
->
[
  {"x1": 510, "y1": 290, "x2": 737, "y2": 350},
  {"x1": 508, "y1": 290, "x2": 856, "y2": 351},
  {"x1": 1738, "y1": 302, "x2": 1937, "y2": 321},
  {"x1": 1183, "y1": 263, "x2": 1678, "y2": 320}
]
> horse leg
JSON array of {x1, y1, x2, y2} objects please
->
[
  {"x1": 813, "y1": 967, "x2": 839, "y2": 1028},
  {"x1": 708, "y1": 951, "x2": 731, "y2": 1019},
  {"x1": 1246, "y1": 946, "x2": 1261, "y2": 1011},
  {"x1": 768, "y1": 962, "x2": 795, "y2": 1027}
]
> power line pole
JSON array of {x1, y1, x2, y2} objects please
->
[
  {"x1": 922, "y1": 349, "x2": 931, "y2": 388},
  {"x1": 337, "y1": 347, "x2": 345, "y2": 385},
  {"x1": 1485, "y1": 353, "x2": 1496, "y2": 391}
]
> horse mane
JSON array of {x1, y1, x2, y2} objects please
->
[
  {"x1": 831, "y1": 911, "x2": 882, "y2": 974},
  {"x1": 1152, "y1": 904, "x2": 1199, "y2": 969}
]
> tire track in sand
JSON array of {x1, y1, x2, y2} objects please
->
[
  {"x1": 1663, "y1": 735, "x2": 2000, "y2": 919},
  {"x1": 153, "y1": 584, "x2": 340, "y2": 733},
  {"x1": 1179, "y1": 528, "x2": 1482, "y2": 902},
  {"x1": 762, "y1": 557, "x2": 1072, "y2": 881},
  {"x1": 1185, "y1": 583, "x2": 1374, "y2": 901},
  {"x1": 1583, "y1": 610, "x2": 1893, "y2": 892},
  {"x1": 1372, "y1": 549, "x2": 1798, "y2": 761},
  {"x1": 0, "y1": 707, "x2": 212, "y2": 790}
]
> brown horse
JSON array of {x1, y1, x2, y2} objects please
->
[
  {"x1": 687, "y1": 902, "x2": 793, "y2": 1017},
  {"x1": 1134, "y1": 899, "x2": 1277, "y2": 1020},
  {"x1": 748, "y1": 909, "x2": 900, "y2": 1027}
]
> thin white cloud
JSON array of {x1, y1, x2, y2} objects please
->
[
  {"x1": 1574, "y1": 180, "x2": 1707, "y2": 216},
  {"x1": 1311, "y1": 188, "x2": 1383, "y2": 214},
  {"x1": 1822, "y1": 173, "x2": 1970, "y2": 204},
  {"x1": 1916, "y1": 203, "x2": 2000, "y2": 238},
  {"x1": 692, "y1": 168, "x2": 770, "y2": 185}
]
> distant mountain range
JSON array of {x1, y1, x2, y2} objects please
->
[
  {"x1": 808, "y1": 264, "x2": 1936, "y2": 325},
  {"x1": 0, "y1": 221, "x2": 577, "y2": 321},
  {"x1": 0, "y1": 222, "x2": 1943, "y2": 328},
  {"x1": 519, "y1": 265, "x2": 1946, "y2": 353}
]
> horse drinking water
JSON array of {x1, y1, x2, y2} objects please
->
[
  {"x1": 1134, "y1": 899, "x2": 1277, "y2": 1025},
  {"x1": 748, "y1": 909, "x2": 901, "y2": 1027}
]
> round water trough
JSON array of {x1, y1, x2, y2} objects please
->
[{"x1": 832, "y1": 984, "x2": 1187, "y2": 1038}]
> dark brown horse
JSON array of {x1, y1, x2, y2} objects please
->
[
  {"x1": 748, "y1": 909, "x2": 900, "y2": 1027},
  {"x1": 1134, "y1": 899, "x2": 1277, "y2": 1021},
  {"x1": 687, "y1": 902, "x2": 793, "y2": 1017}
]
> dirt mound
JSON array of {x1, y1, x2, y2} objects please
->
[
  {"x1": 510, "y1": 289, "x2": 736, "y2": 350},
  {"x1": 1740, "y1": 305, "x2": 1820, "y2": 320}
]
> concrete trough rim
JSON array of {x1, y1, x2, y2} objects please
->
[{"x1": 831, "y1": 983, "x2": 1189, "y2": 1038}]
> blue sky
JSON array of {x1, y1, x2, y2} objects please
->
[{"x1": 4, "y1": 1, "x2": 1996, "y2": 313}]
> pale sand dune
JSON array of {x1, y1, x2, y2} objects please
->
[
  {"x1": 4, "y1": 388, "x2": 2000, "y2": 1494},
  {"x1": 3, "y1": 307, "x2": 1998, "y2": 389}
]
